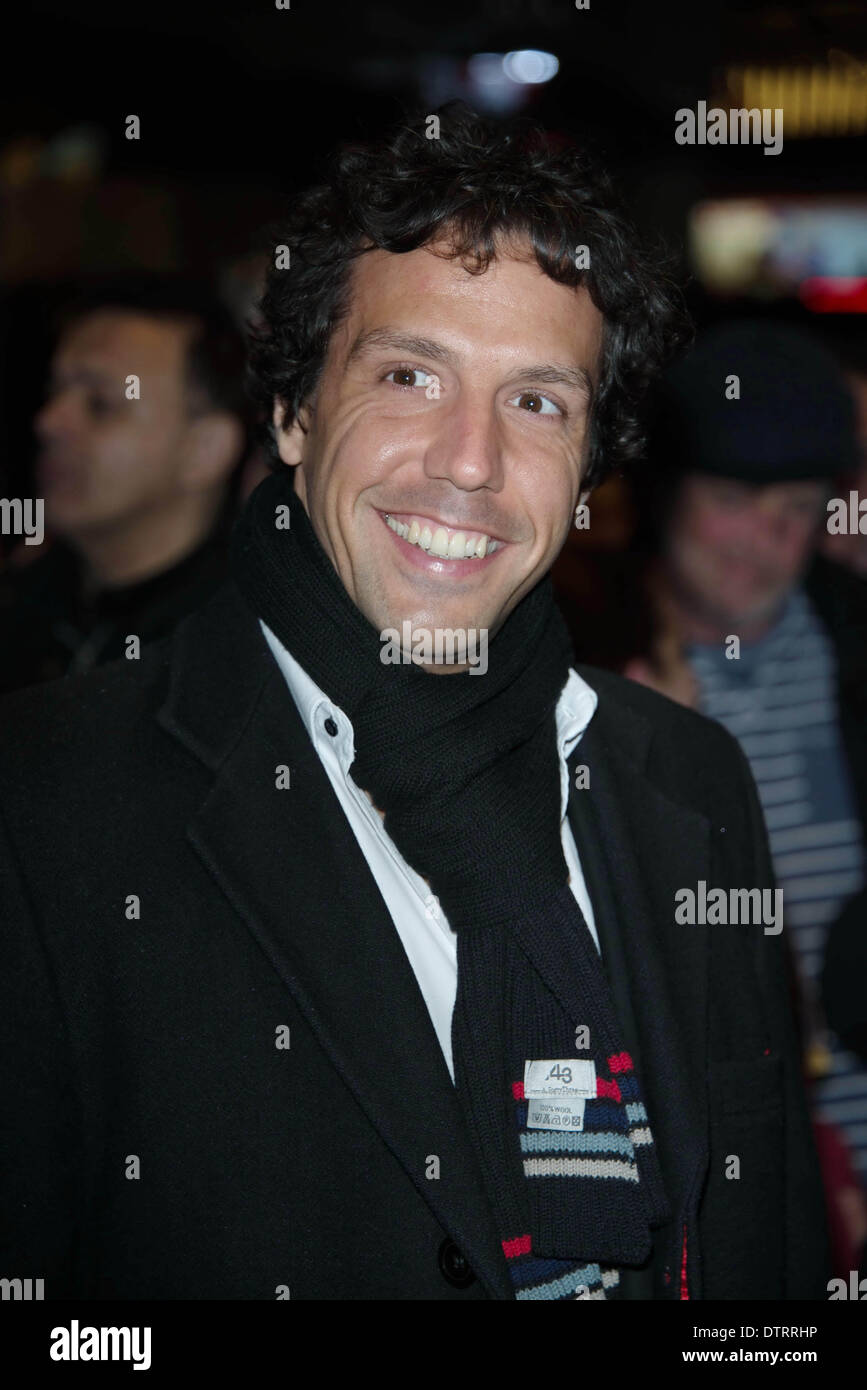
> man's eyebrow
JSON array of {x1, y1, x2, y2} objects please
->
[
  {"x1": 346, "y1": 328, "x2": 459, "y2": 369},
  {"x1": 49, "y1": 364, "x2": 118, "y2": 386},
  {"x1": 346, "y1": 327, "x2": 595, "y2": 401},
  {"x1": 517, "y1": 363, "x2": 595, "y2": 402}
]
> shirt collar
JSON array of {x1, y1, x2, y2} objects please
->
[
  {"x1": 260, "y1": 617, "x2": 598, "y2": 782},
  {"x1": 555, "y1": 664, "x2": 598, "y2": 759}
]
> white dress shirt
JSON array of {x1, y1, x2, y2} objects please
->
[{"x1": 261, "y1": 618, "x2": 600, "y2": 1082}]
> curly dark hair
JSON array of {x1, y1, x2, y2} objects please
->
[{"x1": 248, "y1": 101, "x2": 689, "y2": 493}]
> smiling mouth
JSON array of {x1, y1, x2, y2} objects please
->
[{"x1": 382, "y1": 512, "x2": 504, "y2": 560}]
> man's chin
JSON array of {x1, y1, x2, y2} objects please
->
[
  {"x1": 715, "y1": 586, "x2": 789, "y2": 635},
  {"x1": 366, "y1": 597, "x2": 499, "y2": 670}
]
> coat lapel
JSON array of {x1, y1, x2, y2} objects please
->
[
  {"x1": 156, "y1": 581, "x2": 513, "y2": 1299},
  {"x1": 566, "y1": 677, "x2": 712, "y2": 1297}
]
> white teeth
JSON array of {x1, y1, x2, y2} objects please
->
[{"x1": 384, "y1": 514, "x2": 500, "y2": 559}]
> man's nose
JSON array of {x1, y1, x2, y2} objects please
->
[
  {"x1": 423, "y1": 395, "x2": 504, "y2": 491},
  {"x1": 752, "y1": 496, "x2": 798, "y2": 547},
  {"x1": 35, "y1": 390, "x2": 78, "y2": 444}
]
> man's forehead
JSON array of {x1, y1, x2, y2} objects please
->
[
  {"x1": 346, "y1": 238, "x2": 589, "y2": 305},
  {"x1": 333, "y1": 241, "x2": 602, "y2": 368},
  {"x1": 691, "y1": 474, "x2": 828, "y2": 500},
  {"x1": 55, "y1": 309, "x2": 193, "y2": 366}
]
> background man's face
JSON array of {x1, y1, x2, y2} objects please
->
[
  {"x1": 819, "y1": 370, "x2": 867, "y2": 579},
  {"x1": 664, "y1": 473, "x2": 828, "y2": 630},
  {"x1": 35, "y1": 310, "x2": 198, "y2": 538},
  {"x1": 275, "y1": 238, "x2": 603, "y2": 649}
]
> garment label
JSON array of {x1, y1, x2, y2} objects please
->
[
  {"x1": 524, "y1": 1059, "x2": 596, "y2": 1100},
  {"x1": 526, "y1": 1097, "x2": 586, "y2": 1131}
]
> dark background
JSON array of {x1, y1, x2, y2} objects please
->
[{"x1": 3, "y1": 0, "x2": 866, "y2": 507}]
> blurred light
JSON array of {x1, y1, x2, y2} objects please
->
[
  {"x1": 467, "y1": 53, "x2": 507, "y2": 87},
  {"x1": 725, "y1": 63, "x2": 867, "y2": 136},
  {"x1": 41, "y1": 125, "x2": 106, "y2": 182},
  {"x1": 689, "y1": 197, "x2": 867, "y2": 305},
  {"x1": 503, "y1": 50, "x2": 559, "y2": 85},
  {"x1": 689, "y1": 201, "x2": 777, "y2": 293},
  {"x1": 465, "y1": 54, "x2": 523, "y2": 114},
  {"x1": 800, "y1": 277, "x2": 867, "y2": 314}
]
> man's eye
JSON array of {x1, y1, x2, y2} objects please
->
[
  {"x1": 385, "y1": 367, "x2": 436, "y2": 390},
  {"x1": 508, "y1": 391, "x2": 562, "y2": 416},
  {"x1": 713, "y1": 487, "x2": 747, "y2": 508}
]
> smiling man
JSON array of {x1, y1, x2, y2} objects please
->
[
  {"x1": 0, "y1": 103, "x2": 828, "y2": 1302},
  {"x1": 269, "y1": 244, "x2": 601, "y2": 652}
]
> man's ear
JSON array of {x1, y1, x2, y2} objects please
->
[{"x1": 272, "y1": 399, "x2": 311, "y2": 468}]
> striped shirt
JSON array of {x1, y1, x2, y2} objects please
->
[{"x1": 688, "y1": 587, "x2": 867, "y2": 1186}]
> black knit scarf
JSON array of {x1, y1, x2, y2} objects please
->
[{"x1": 231, "y1": 469, "x2": 670, "y2": 1299}]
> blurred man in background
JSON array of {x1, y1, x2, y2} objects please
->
[
  {"x1": 0, "y1": 276, "x2": 251, "y2": 694},
  {"x1": 818, "y1": 330, "x2": 867, "y2": 581},
  {"x1": 557, "y1": 550, "x2": 699, "y2": 709},
  {"x1": 642, "y1": 321, "x2": 867, "y2": 1273}
]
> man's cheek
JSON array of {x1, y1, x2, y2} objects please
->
[
  {"x1": 698, "y1": 509, "x2": 747, "y2": 549},
  {"x1": 780, "y1": 542, "x2": 814, "y2": 582},
  {"x1": 686, "y1": 520, "x2": 730, "y2": 570}
]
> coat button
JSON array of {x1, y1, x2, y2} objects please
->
[{"x1": 438, "y1": 1238, "x2": 476, "y2": 1288}]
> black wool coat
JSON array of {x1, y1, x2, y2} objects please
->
[{"x1": 0, "y1": 579, "x2": 830, "y2": 1299}]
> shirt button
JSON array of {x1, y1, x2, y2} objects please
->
[
  {"x1": 438, "y1": 1238, "x2": 476, "y2": 1288},
  {"x1": 424, "y1": 894, "x2": 440, "y2": 920},
  {"x1": 324, "y1": 717, "x2": 338, "y2": 737}
]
